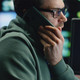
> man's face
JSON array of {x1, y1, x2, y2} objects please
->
[{"x1": 39, "y1": 0, "x2": 67, "y2": 31}]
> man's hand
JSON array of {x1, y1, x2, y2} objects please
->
[{"x1": 38, "y1": 26, "x2": 64, "y2": 66}]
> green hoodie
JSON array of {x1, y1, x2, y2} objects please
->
[{"x1": 0, "y1": 15, "x2": 79, "y2": 80}]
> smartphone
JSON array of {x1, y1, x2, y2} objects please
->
[
  {"x1": 22, "y1": 7, "x2": 54, "y2": 30},
  {"x1": 69, "y1": 18, "x2": 80, "y2": 75}
]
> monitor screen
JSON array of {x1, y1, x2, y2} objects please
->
[
  {"x1": 62, "y1": 31, "x2": 71, "y2": 57},
  {"x1": 69, "y1": 18, "x2": 80, "y2": 75},
  {"x1": 0, "y1": 12, "x2": 16, "y2": 28}
]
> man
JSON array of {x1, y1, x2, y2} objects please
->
[{"x1": 0, "y1": 0, "x2": 79, "y2": 80}]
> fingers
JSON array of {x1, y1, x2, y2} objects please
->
[
  {"x1": 40, "y1": 39, "x2": 55, "y2": 57},
  {"x1": 38, "y1": 26, "x2": 64, "y2": 45},
  {"x1": 38, "y1": 31, "x2": 57, "y2": 45},
  {"x1": 40, "y1": 38, "x2": 54, "y2": 47},
  {"x1": 43, "y1": 26, "x2": 64, "y2": 42}
]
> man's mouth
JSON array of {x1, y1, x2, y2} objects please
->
[
  {"x1": 57, "y1": 24, "x2": 64, "y2": 32},
  {"x1": 58, "y1": 27, "x2": 62, "y2": 32}
]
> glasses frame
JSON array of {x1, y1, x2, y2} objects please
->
[{"x1": 37, "y1": 7, "x2": 67, "y2": 18}]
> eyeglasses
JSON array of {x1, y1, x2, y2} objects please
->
[{"x1": 37, "y1": 7, "x2": 67, "y2": 18}]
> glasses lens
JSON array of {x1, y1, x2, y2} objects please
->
[
  {"x1": 37, "y1": 7, "x2": 67, "y2": 18},
  {"x1": 62, "y1": 8, "x2": 67, "y2": 15},
  {"x1": 54, "y1": 8, "x2": 67, "y2": 18}
]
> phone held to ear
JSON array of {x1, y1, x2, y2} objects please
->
[{"x1": 22, "y1": 7, "x2": 54, "y2": 30}]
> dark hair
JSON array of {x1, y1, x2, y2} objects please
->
[{"x1": 13, "y1": 0, "x2": 43, "y2": 16}]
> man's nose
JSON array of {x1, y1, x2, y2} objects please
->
[{"x1": 59, "y1": 12, "x2": 67, "y2": 22}]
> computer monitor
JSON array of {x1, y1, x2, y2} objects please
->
[
  {"x1": 0, "y1": 12, "x2": 16, "y2": 28},
  {"x1": 70, "y1": 18, "x2": 80, "y2": 75}
]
